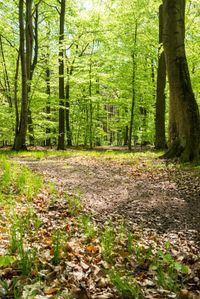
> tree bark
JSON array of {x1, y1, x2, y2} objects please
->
[
  {"x1": 13, "y1": 0, "x2": 28, "y2": 150},
  {"x1": 128, "y1": 22, "x2": 137, "y2": 151},
  {"x1": 27, "y1": 1, "x2": 39, "y2": 146},
  {"x1": 155, "y1": 5, "x2": 167, "y2": 149},
  {"x1": 46, "y1": 58, "x2": 51, "y2": 146},
  {"x1": 57, "y1": 0, "x2": 66, "y2": 150},
  {"x1": 66, "y1": 79, "x2": 72, "y2": 146},
  {"x1": 162, "y1": 0, "x2": 200, "y2": 161},
  {"x1": 89, "y1": 62, "x2": 93, "y2": 149},
  {"x1": 0, "y1": 35, "x2": 12, "y2": 107}
]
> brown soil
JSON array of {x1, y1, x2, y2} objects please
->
[{"x1": 14, "y1": 153, "x2": 200, "y2": 245}]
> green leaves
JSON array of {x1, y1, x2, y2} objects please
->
[{"x1": 0, "y1": 255, "x2": 16, "y2": 267}]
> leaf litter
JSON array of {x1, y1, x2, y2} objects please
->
[{"x1": 0, "y1": 150, "x2": 200, "y2": 298}]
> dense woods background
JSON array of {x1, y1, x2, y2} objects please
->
[{"x1": 0, "y1": 0, "x2": 199, "y2": 159}]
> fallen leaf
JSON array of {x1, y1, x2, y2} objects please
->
[
  {"x1": 44, "y1": 287, "x2": 60, "y2": 295},
  {"x1": 86, "y1": 245, "x2": 99, "y2": 253}
]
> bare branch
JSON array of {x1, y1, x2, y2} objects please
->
[{"x1": 0, "y1": 34, "x2": 18, "y2": 52}]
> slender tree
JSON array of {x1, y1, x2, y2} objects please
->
[
  {"x1": 46, "y1": 51, "x2": 51, "y2": 146},
  {"x1": 57, "y1": 0, "x2": 66, "y2": 150},
  {"x1": 128, "y1": 22, "x2": 138, "y2": 151},
  {"x1": 0, "y1": 35, "x2": 12, "y2": 108},
  {"x1": 27, "y1": 1, "x2": 39, "y2": 145},
  {"x1": 162, "y1": 0, "x2": 200, "y2": 161},
  {"x1": 13, "y1": 0, "x2": 28, "y2": 150}
]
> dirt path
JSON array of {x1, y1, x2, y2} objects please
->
[{"x1": 14, "y1": 154, "x2": 200, "y2": 245}]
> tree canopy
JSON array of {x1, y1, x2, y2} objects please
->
[{"x1": 0, "y1": 0, "x2": 199, "y2": 160}]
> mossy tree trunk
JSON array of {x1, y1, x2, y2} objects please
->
[{"x1": 162, "y1": 0, "x2": 200, "y2": 161}]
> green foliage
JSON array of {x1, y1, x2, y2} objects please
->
[
  {"x1": 0, "y1": 255, "x2": 16, "y2": 267},
  {"x1": 0, "y1": 157, "x2": 12, "y2": 192},
  {"x1": 78, "y1": 214, "x2": 96, "y2": 240},
  {"x1": 0, "y1": 0, "x2": 199, "y2": 148},
  {"x1": 108, "y1": 269, "x2": 142, "y2": 299},
  {"x1": 101, "y1": 222, "x2": 115, "y2": 263},
  {"x1": 0, "y1": 155, "x2": 42, "y2": 201},
  {"x1": 48, "y1": 181, "x2": 58, "y2": 194},
  {"x1": 127, "y1": 231, "x2": 134, "y2": 255},
  {"x1": 9, "y1": 213, "x2": 24, "y2": 254},
  {"x1": 8, "y1": 212, "x2": 37, "y2": 275},
  {"x1": 16, "y1": 167, "x2": 42, "y2": 200},
  {"x1": 134, "y1": 245, "x2": 153, "y2": 265},
  {"x1": 52, "y1": 229, "x2": 68, "y2": 265},
  {"x1": 66, "y1": 193, "x2": 82, "y2": 216},
  {"x1": 150, "y1": 249, "x2": 189, "y2": 292},
  {"x1": 18, "y1": 248, "x2": 37, "y2": 276},
  {"x1": 52, "y1": 230, "x2": 61, "y2": 265}
]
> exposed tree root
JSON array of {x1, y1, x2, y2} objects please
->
[{"x1": 162, "y1": 140, "x2": 199, "y2": 162}]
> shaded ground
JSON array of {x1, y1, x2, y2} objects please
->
[{"x1": 14, "y1": 153, "x2": 200, "y2": 245}]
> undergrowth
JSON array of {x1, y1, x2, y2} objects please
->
[{"x1": 0, "y1": 152, "x2": 197, "y2": 298}]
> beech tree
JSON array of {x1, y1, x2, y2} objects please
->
[
  {"x1": 162, "y1": 0, "x2": 200, "y2": 161},
  {"x1": 57, "y1": 0, "x2": 66, "y2": 150},
  {"x1": 0, "y1": 0, "x2": 199, "y2": 152},
  {"x1": 13, "y1": 0, "x2": 29, "y2": 150},
  {"x1": 155, "y1": 4, "x2": 167, "y2": 149}
]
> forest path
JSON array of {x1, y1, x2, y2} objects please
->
[{"x1": 13, "y1": 152, "x2": 200, "y2": 245}]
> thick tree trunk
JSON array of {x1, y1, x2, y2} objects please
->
[
  {"x1": 13, "y1": 0, "x2": 28, "y2": 150},
  {"x1": 155, "y1": 5, "x2": 167, "y2": 149},
  {"x1": 57, "y1": 0, "x2": 66, "y2": 150},
  {"x1": 162, "y1": 0, "x2": 200, "y2": 161}
]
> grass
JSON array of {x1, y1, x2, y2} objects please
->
[
  {"x1": 52, "y1": 229, "x2": 62, "y2": 265},
  {"x1": 150, "y1": 249, "x2": 189, "y2": 292},
  {"x1": 108, "y1": 269, "x2": 142, "y2": 299},
  {"x1": 0, "y1": 147, "x2": 162, "y2": 161},
  {"x1": 101, "y1": 221, "x2": 115, "y2": 263},
  {"x1": 65, "y1": 192, "x2": 82, "y2": 216},
  {"x1": 78, "y1": 214, "x2": 96, "y2": 241},
  {"x1": 0, "y1": 155, "x2": 43, "y2": 201}
]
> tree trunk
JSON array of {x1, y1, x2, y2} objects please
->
[
  {"x1": 13, "y1": 0, "x2": 28, "y2": 150},
  {"x1": 162, "y1": 0, "x2": 200, "y2": 161},
  {"x1": 66, "y1": 74, "x2": 72, "y2": 146},
  {"x1": 14, "y1": 53, "x2": 20, "y2": 135},
  {"x1": 46, "y1": 62, "x2": 51, "y2": 146},
  {"x1": 124, "y1": 125, "x2": 129, "y2": 146},
  {"x1": 0, "y1": 35, "x2": 12, "y2": 107},
  {"x1": 27, "y1": 2, "x2": 40, "y2": 146},
  {"x1": 26, "y1": 0, "x2": 35, "y2": 146},
  {"x1": 89, "y1": 62, "x2": 93, "y2": 149},
  {"x1": 128, "y1": 22, "x2": 137, "y2": 151},
  {"x1": 57, "y1": 0, "x2": 66, "y2": 150},
  {"x1": 155, "y1": 5, "x2": 167, "y2": 149}
]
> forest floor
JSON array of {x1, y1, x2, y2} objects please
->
[{"x1": 1, "y1": 148, "x2": 200, "y2": 299}]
